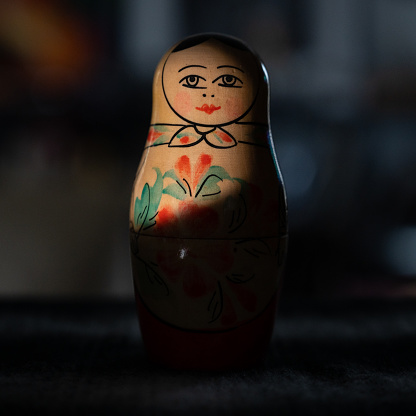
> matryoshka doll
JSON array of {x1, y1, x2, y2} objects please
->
[{"x1": 130, "y1": 33, "x2": 287, "y2": 370}]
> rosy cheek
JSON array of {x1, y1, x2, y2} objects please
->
[
  {"x1": 173, "y1": 92, "x2": 192, "y2": 116},
  {"x1": 225, "y1": 97, "x2": 244, "y2": 121}
]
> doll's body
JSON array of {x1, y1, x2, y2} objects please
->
[{"x1": 130, "y1": 34, "x2": 287, "y2": 370}]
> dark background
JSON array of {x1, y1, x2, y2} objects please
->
[{"x1": 1, "y1": 0, "x2": 416, "y2": 298}]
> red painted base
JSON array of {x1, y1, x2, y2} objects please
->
[{"x1": 135, "y1": 291, "x2": 278, "y2": 371}]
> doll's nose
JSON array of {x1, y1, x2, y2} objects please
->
[{"x1": 202, "y1": 94, "x2": 215, "y2": 97}]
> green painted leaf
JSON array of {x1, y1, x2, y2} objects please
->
[
  {"x1": 134, "y1": 167, "x2": 163, "y2": 231},
  {"x1": 163, "y1": 169, "x2": 180, "y2": 182},
  {"x1": 195, "y1": 165, "x2": 232, "y2": 198},
  {"x1": 148, "y1": 167, "x2": 163, "y2": 216},
  {"x1": 162, "y1": 169, "x2": 189, "y2": 200},
  {"x1": 163, "y1": 183, "x2": 187, "y2": 200},
  {"x1": 152, "y1": 134, "x2": 170, "y2": 146},
  {"x1": 152, "y1": 125, "x2": 172, "y2": 133},
  {"x1": 206, "y1": 165, "x2": 232, "y2": 181},
  {"x1": 195, "y1": 174, "x2": 222, "y2": 198},
  {"x1": 134, "y1": 184, "x2": 150, "y2": 230}
]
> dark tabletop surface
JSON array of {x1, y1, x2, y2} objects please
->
[{"x1": 1, "y1": 296, "x2": 416, "y2": 415}]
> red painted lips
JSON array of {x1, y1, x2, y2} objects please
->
[{"x1": 196, "y1": 104, "x2": 221, "y2": 114}]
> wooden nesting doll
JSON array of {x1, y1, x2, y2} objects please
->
[{"x1": 129, "y1": 33, "x2": 287, "y2": 370}]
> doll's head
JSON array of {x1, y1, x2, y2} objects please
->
[{"x1": 162, "y1": 34, "x2": 261, "y2": 128}]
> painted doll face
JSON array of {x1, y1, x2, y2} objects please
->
[{"x1": 162, "y1": 39, "x2": 260, "y2": 127}]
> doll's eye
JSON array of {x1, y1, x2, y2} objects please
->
[
  {"x1": 213, "y1": 75, "x2": 243, "y2": 88},
  {"x1": 179, "y1": 75, "x2": 206, "y2": 89}
]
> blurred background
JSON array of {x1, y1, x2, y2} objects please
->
[{"x1": 1, "y1": 0, "x2": 416, "y2": 298}]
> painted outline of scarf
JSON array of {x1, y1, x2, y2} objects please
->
[{"x1": 168, "y1": 125, "x2": 237, "y2": 149}]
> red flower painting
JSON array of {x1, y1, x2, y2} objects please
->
[{"x1": 154, "y1": 153, "x2": 230, "y2": 237}]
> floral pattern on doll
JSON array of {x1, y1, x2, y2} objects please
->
[{"x1": 130, "y1": 153, "x2": 280, "y2": 328}]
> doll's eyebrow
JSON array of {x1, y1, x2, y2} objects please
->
[
  {"x1": 217, "y1": 65, "x2": 244, "y2": 73},
  {"x1": 178, "y1": 65, "x2": 207, "y2": 72}
]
